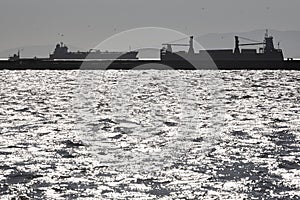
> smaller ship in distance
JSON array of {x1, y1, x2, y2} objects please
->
[{"x1": 49, "y1": 42, "x2": 139, "y2": 60}]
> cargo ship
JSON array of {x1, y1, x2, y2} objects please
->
[
  {"x1": 161, "y1": 31, "x2": 283, "y2": 62},
  {"x1": 49, "y1": 42, "x2": 139, "y2": 60},
  {"x1": 0, "y1": 31, "x2": 299, "y2": 70},
  {"x1": 159, "y1": 30, "x2": 289, "y2": 69}
]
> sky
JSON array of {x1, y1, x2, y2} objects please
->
[{"x1": 1, "y1": 0, "x2": 300, "y2": 51}]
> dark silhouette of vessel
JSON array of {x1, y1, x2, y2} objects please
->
[
  {"x1": 49, "y1": 42, "x2": 139, "y2": 60},
  {"x1": 162, "y1": 31, "x2": 283, "y2": 62},
  {"x1": 160, "y1": 30, "x2": 286, "y2": 69}
]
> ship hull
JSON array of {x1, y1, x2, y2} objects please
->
[{"x1": 0, "y1": 59, "x2": 300, "y2": 70}]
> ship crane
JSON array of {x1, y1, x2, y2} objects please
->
[
  {"x1": 239, "y1": 42, "x2": 266, "y2": 46},
  {"x1": 162, "y1": 36, "x2": 195, "y2": 54},
  {"x1": 234, "y1": 36, "x2": 266, "y2": 54}
]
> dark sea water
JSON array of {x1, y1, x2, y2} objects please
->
[{"x1": 0, "y1": 70, "x2": 299, "y2": 199}]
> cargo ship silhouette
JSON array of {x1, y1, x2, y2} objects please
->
[
  {"x1": 1, "y1": 31, "x2": 299, "y2": 70},
  {"x1": 157, "y1": 30, "x2": 289, "y2": 69},
  {"x1": 49, "y1": 42, "x2": 138, "y2": 60},
  {"x1": 161, "y1": 31, "x2": 283, "y2": 62}
]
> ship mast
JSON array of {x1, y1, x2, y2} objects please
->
[
  {"x1": 234, "y1": 36, "x2": 240, "y2": 54},
  {"x1": 188, "y1": 36, "x2": 194, "y2": 54}
]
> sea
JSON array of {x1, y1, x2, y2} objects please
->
[{"x1": 0, "y1": 70, "x2": 299, "y2": 199}]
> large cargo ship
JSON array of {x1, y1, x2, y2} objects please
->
[
  {"x1": 49, "y1": 42, "x2": 139, "y2": 60},
  {"x1": 161, "y1": 31, "x2": 283, "y2": 62},
  {"x1": 160, "y1": 31, "x2": 286, "y2": 69}
]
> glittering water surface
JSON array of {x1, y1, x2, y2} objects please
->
[{"x1": 0, "y1": 70, "x2": 299, "y2": 199}]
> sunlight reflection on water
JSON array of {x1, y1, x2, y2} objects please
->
[{"x1": 0, "y1": 70, "x2": 299, "y2": 199}]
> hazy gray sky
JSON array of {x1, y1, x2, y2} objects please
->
[{"x1": 1, "y1": 0, "x2": 300, "y2": 51}]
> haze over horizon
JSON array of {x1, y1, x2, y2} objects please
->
[{"x1": 1, "y1": 0, "x2": 300, "y2": 52}]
